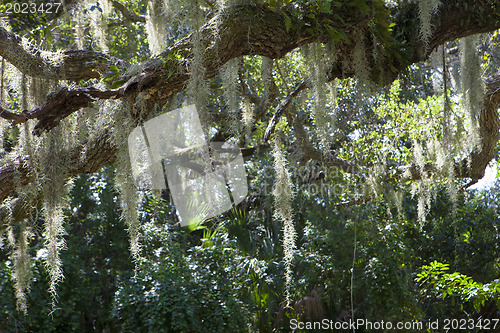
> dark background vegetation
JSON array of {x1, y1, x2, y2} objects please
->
[{"x1": 1, "y1": 165, "x2": 499, "y2": 332}]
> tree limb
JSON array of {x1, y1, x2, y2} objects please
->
[
  {"x1": 281, "y1": 72, "x2": 500, "y2": 191},
  {"x1": 287, "y1": 110, "x2": 360, "y2": 174},
  {"x1": 0, "y1": 26, "x2": 127, "y2": 81},
  {"x1": 109, "y1": 0, "x2": 146, "y2": 23}
]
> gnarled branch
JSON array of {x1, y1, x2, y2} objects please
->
[{"x1": 0, "y1": 26, "x2": 125, "y2": 81}]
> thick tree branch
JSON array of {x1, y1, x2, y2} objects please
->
[
  {"x1": 0, "y1": 26, "x2": 125, "y2": 81},
  {"x1": 1, "y1": 86, "x2": 118, "y2": 134},
  {"x1": 0, "y1": 127, "x2": 116, "y2": 231},
  {"x1": 0, "y1": 72, "x2": 160, "y2": 133}
]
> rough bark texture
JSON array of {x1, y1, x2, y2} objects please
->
[{"x1": 1, "y1": 0, "x2": 500, "y2": 231}]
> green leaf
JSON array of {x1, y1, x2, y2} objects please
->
[
  {"x1": 110, "y1": 65, "x2": 120, "y2": 74},
  {"x1": 282, "y1": 11, "x2": 292, "y2": 33},
  {"x1": 110, "y1": 79, "x2": 126, "y2": 89}
]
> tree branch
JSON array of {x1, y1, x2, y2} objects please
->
[
  {"x1": 287, "y1": 110, "x2": 360, "y2": 174},
  {"x1": 279, "y1": 72, "x2": 500, "y2": 192},
  {"x1": 264, "y1": 80, "x2": 308, "y2": 142},
  {"x1": 0, "y1": 26, "x2": 127, "y2": 81},
  {"x1": 109, "y1": 0, "x2": 146, "y2": 23},
  {"x1": 0, "y1": 86, "x2": 124, "y2": 134}
]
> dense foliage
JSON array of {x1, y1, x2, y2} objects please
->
[
  {"x1": 1, "y1": 169, "x2": 499, "y2": 331},
  {"x1": 0, "y1": 0, "x2": 500, "y2": 332}
]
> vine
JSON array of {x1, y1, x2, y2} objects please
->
[
  {"x1": 460, "y1": 34, "x2": 484, "y2": 149},
  {"x1": 221, "y1": 57, "x2": 241, "y2": 138},
  {"x1": 146, "y1": 0, "x2": 168, "y2": 55},
  {"x1": 109, "y1": 99, "x2": 142, "y2": 261},
  {"x1": 418, "y1": 0, "x2": 441, "y2": 47},
  {"x1": 272, "y1": 136, "x2": 296, "y2": 303}
]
